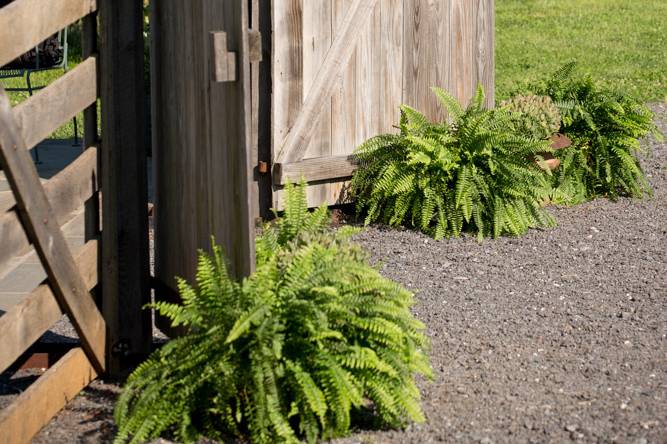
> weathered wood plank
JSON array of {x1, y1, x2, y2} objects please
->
[
  {"x1": 381, "y1": 0, "x2": 404, "y2": 130},
  {"x1": 0, "y1": 91, "x2": 105, "y2": 373},
  {"x1": 210, "y1": 31, "x2": 237, "y2": 82},
  {"x1": 403, "y1": 0, "x2": 451, "y2": 121},
  {"x1": 302, "y1": 0, "x2": 333, "y2": 205},
  {"x1": 151, "y1": 0, "x2": 198, "y2": 313},
  {"x1": 330, "y1": 0, "x2": 357, "y2": 158},
  {"x1": 274, "y1": 155, "x2": 356, "y2": 185},
  {"x1": 0, "y1": 240, "x2": 99, "y2": 375},
  {"x1": 0, "y1": 348, "x2": 97, "y2": 444},
  {"x1": 0, "y1": 147, "x2": 98, "y2": 279},
  {"x1": 206, "y1": 0, "x2": 256, "y2": 277},
  {"x1": 475, "y1": 0, "x2": 495, "y2": 107},
  {"x1": 272, "y1": 0, "x2": 303, "y2": 152},
  {"x1": 99, "y1": 0, "x2": 151, "y2": 374},
  {"x1": 449, "y1": 0, "x2": 474, "y2": 107},
  {"x1": 276, "y1": 0, "x2": 379, "y2": 164},
  {"x1": 0, "y1": 0, "x2": 97, "y2": 68},
  {"x1": 13, "y1": 57, "x2": 98, "y2": 150},
  {"x1": 355, "y1": 1, "x2": 380, "y2": 143}
]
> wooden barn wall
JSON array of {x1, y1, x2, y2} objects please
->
[{"x1": 271, "y1": 0, "x2": 495, "y2": 208}]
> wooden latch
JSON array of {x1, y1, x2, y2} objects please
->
[
  {"x1": 210, "y1": 31, "x2": 237, "y2": 82},
  {"x1": 210, "y1": 29, "x2": 262, "y2": 83}
]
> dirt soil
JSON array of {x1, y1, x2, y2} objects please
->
[{"x1": 1, "y1": 105, "x2": 665, "y2": 443}]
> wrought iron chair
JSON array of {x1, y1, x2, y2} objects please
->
[{"x1": 0, "y1": 27, "x2": 78, "y2": 162}]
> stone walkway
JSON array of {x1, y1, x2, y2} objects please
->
[{"x1": 0, "y1": 140, "x2": 85, "y2": 314}]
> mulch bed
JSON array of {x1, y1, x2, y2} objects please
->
[{"x1": 2, "y1": 105, "x2": 665, "y2": 443}]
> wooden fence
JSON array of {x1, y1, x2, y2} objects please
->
[
  {"x1": 0, "y1": 1, "x2": 149, "y2": 442},
  {"x1": 152, "y1": 0, "x2": 495, "y2": 292}
]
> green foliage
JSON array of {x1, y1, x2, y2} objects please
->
[
  {"x1": 351, "y1": 86, "x2": 555, "y2": 240},
  {"x1": 526, "y1": 63, "x2": 663, "y2": 204},
  {"x1": 114, "y1": 182, "x2": 432, "y2": 444},
  {"x1": 499, "y1": 94, "x2": 562, "y2": 140}
]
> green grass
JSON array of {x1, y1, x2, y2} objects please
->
[{"x1": 496, "y1": 0, "x2": 667, "y2": 102}]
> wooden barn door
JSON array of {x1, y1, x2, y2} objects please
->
[
  {"x1": 270, "y1": 0, "x2": 494, "y2": 209},
  {"x1": 152, "y1": 0, "x2": 257, "y2": 299}
]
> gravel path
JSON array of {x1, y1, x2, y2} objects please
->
[
  {"x1": 336, "y1": 104, "x2": 667, "y2": 443},
  {"x1": 2, "y1": 106, "x2": 664, "y2": 443}
]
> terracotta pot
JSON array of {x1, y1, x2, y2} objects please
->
[{"x1": 550, "y1": 133, "x2": 572, "y2": 150}]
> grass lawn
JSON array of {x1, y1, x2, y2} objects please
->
[{"x1": 496, "y1": 0, "x2": 667, "y2": 102}]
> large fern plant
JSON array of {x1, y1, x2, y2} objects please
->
[
  {"x1": 114, "y1": 182, "x2": 432, "y2": 444},
  {"x1": 527, "y1": 63, "x2": 662, "y2": 204},
  {"x1": 351, "y1": 86, "x2": 554, "y2": 240}
]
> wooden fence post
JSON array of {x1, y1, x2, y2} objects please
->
[{"x1": 99, "y1": 0, "x2": 151, "y2": 376}]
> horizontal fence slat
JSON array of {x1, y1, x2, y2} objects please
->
[
  {"x1": 0, "y1": 239, "x2": 98, "y2": 375},
  {"x1": 0, "y1": 347, "x2": 97, "y2": 444},
  {"x1": 0, "y1": 146, "x2": 98, "y2": 274},
  {"x1": 0, "y1": 0, "x2": 97, "y2": 68},
  {"x1": 13, "y1": 57, "x2": 98, "y2": 150},
  {"x1": 274, "y1": 155, "x2": 357, "y2": 185}
]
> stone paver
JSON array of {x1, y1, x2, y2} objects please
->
[{"x1": 0, "y1": 140, "x2": 84, "y2": 313}]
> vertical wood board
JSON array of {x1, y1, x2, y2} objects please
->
[
  {"x1": 153, "y1": 0, "x2": 256, "y2": 326},
  {"x1": 99, "y1": 0, "x2": 151, "y2": 372},
  {"x1": 271, "y1": 0, "x2": 494, "y2": 209}
]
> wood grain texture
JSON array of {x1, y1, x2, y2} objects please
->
[
  {"x1": 0, "y1": 348, "x2": 97, "y2": 444},
  {"x1": 153, "y1": 0, "x2": 256, "y2": 334},
  {"x1": 82, "y1": 14, "x2": 100, "y2": 242},
  {"x1": 274, "y1": 155, "x2": 356, "y2": 185},
  {"x1": 0, "y1": 146, "x2": 98, "y2": 274},
  {"x1": 0, "y1": 240, "x2": 99, "y2": 375},
  {"x1": 0, "y1": 91, "x2": 105, "y2": 373},
  {"x1": 0, "y1": 0, "x2": 97, "y2": 68},
  {"x1": 270, "y1": 1, "x2": 493, "y2": 209},
  {"x1": 99, "y1": 0, "x2": 151, "y2": 372},
  {"x1": 449, "y1": 0, "x2": 473, "y2": 107},
  {"x1": 13, "y1": 57, "x2": 98, "y2": 150},
  {"x1": 403, "y1": 0, "x2": 450, "y2": 120},
  {"x1": 275, "y1": 0, "x2": 379, "y2": 164},
  {"x1": 208, "y1": 0, "x2": 256, "y2": 276},
  {"x1": 475, "y1": 0, "x2": 495, "y2": 108}
]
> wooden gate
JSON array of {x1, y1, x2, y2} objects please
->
[
  {"x1": 0, "y1": 1, "x2": 149, "y2": 442},
  {"x1": 271, "y1": 0, "x2": 495, "y2": 208},
  {"x1": 152, "y1": 0, "x2": 495, "y2": 306}
]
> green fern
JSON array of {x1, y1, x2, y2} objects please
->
[
  {"x1": 351, "y1": 86, "x2": 555, "y2": 240},
  {"x1": 525, "y1": 62, "x2": 663, "y2": 204},
  {"x1": 114, "y1": 182, "x2": 432, "y2": 444}
]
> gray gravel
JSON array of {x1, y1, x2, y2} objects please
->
[
  {"x1": 335, "y1": 104, "x2": 667, "y2": 443},
  {"x1": 3, "y1": 106, "x2": 664, "y2": 443}
]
